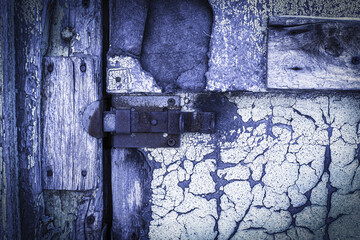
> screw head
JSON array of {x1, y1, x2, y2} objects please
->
[
  {"x1": 81, "y1": 170, "x2": 87, "y2": 177},
  {"x1": 80, "y1": 63, "x2": 86, "y2": 72},
  {"x1": 115, "y1": 77, "x2": 121, "y2": 82},
  {"x1": 151, "y1": 119, "x2": 158, "y2": 126},
  {"x1": 167, "y1": 138, "x2": 176, "y2": 147},
  {"x1": 47, "y1": 64, "x2": 53, "y2": 73},
  {"x1": 351, "y1": 56, "x2": 360, "y2": 65},
  {"x1": 167, "y1": 98, "x2": 175, "y2": 106}
]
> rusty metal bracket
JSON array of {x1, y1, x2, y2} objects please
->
[{"x1": 82, "y1": 95, "x2": 215, "y2": 148}]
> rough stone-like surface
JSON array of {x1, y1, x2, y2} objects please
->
[
  {"x1": 145, "y1": 93, "x2": 360, "y2": 239},
  {"x1": 206, "y1": 0, "x2": 267, "y2": 92},
  {"x1": 206, "y1": 0, "x2": 360, "y2": 92},
  {"x1": 109, "y1": 0, "x2": 149, "y2": 57},
  {"x1": 267, "y1": 17, "x2": 360, "y2": 90},
  {"x1": 141, "y1": 0, "x2": 212, "y2": 92}
]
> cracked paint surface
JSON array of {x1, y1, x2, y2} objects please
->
[
  {"x1": 107, "y1": 55, "x2": 162, "y2": 94},
  {"x1": 145, "y1": 93, "x2": 360, "y2": 239}
]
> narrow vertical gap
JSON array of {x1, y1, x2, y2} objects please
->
[{"x1": 101, "y1": 0, "x2": 112, "y2": 238}]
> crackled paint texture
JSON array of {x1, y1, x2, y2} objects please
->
[
  {"x1": 107, "y1": 55, "x2": 162, "y2": 94},
  {"x1": 145, "y1": 93, "x2": 360, "y2": 239}
]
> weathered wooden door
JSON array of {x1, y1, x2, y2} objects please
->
[
  {"x1": 1, "y1": 0, "x2": 360, "y2": 239},
  {"x1": 106, "y1": 1, "x2": 360, "y2": 239}
]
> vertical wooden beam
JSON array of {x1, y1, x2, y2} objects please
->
[
  {"x1": 108, "y1": 1, "x2": 153, "y2": 238},
  {"x1": 40, "y1": 0, "x2": 104, "y2": 238},
  {"x1": 111, "y1": 148, "x2": 151, "y2": 239},
  {"x1": 14, "y1": 0, "x2": 50, "y2": 238},
  {"x1": 0, "y1": 0, "x2": 20, "y2": 239}
]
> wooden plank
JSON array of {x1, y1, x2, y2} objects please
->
[
  {"x1": 111, "y1": 148, "x2": 151, "y2": 239},
  {"x1": 41, "y1": 0, "x2": 104, "y2": 238},
  {"x1": 42, "y1": 56, "x2": 102, "y2": 190},
  {"x1": 0, "y1": 0, "x2": 20, "y2": 239},
  {"x1": 14, "y1": 0, "x2": 51, "y2": 238},
  {"x1": 267, "y1": 16, "x2": 360, "y2": 90}
]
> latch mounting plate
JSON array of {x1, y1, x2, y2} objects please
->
[{"x1": 82, "y1": 95, "x2": 215, "y2": 148}]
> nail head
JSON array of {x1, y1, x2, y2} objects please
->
[
  {"x1": 80, "y1": 63, "x2": 86, "y2": 72},
  {"x1": 167, "y1": 138, "x2": 176, "y2": 147}
]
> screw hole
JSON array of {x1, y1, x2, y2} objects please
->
[{"x1": 81, "y1": 170, "x2": 87, "y2": 177}]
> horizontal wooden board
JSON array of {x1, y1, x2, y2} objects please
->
[
  {"x1": 267, "y1": 16, "x2": 360, "y2": 90},
  {"x1": 42, "y1": 56, "x2": 102, "y2": 190}
]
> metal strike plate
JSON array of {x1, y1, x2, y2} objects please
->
[{"x1": 82, "y1": 95, "x2": 215, "y2": 148}]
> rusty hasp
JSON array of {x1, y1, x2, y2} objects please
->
[{"x1": 82, "y1": 95, "x2": 216, "y2": 148}]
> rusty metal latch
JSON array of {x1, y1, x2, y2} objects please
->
[{"x1": 82, "y1": 95, "x2": 215, "y2": 148}]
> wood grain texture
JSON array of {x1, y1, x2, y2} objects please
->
[
  {"x1": 267, "y1": 16, "x2": 360, "y2": 90},
  {"x1": 40, "y1": 0, "x2": 104, "y2": 238},
  {"x1": 0, "y1": 0, "x2": 20, "y2": 239},
  {"x1": 111, "y1": 148, "x2": 151, "y2": 239},
  {"x1": 14, "y1": 0, "x2": 50, "y2": 238},
  {"x1": 46, "y1": 0, "x2": 102, "y2": 57},
  {"x1": 42, "y1": 56, "x2": 102, "y2": 190}
]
